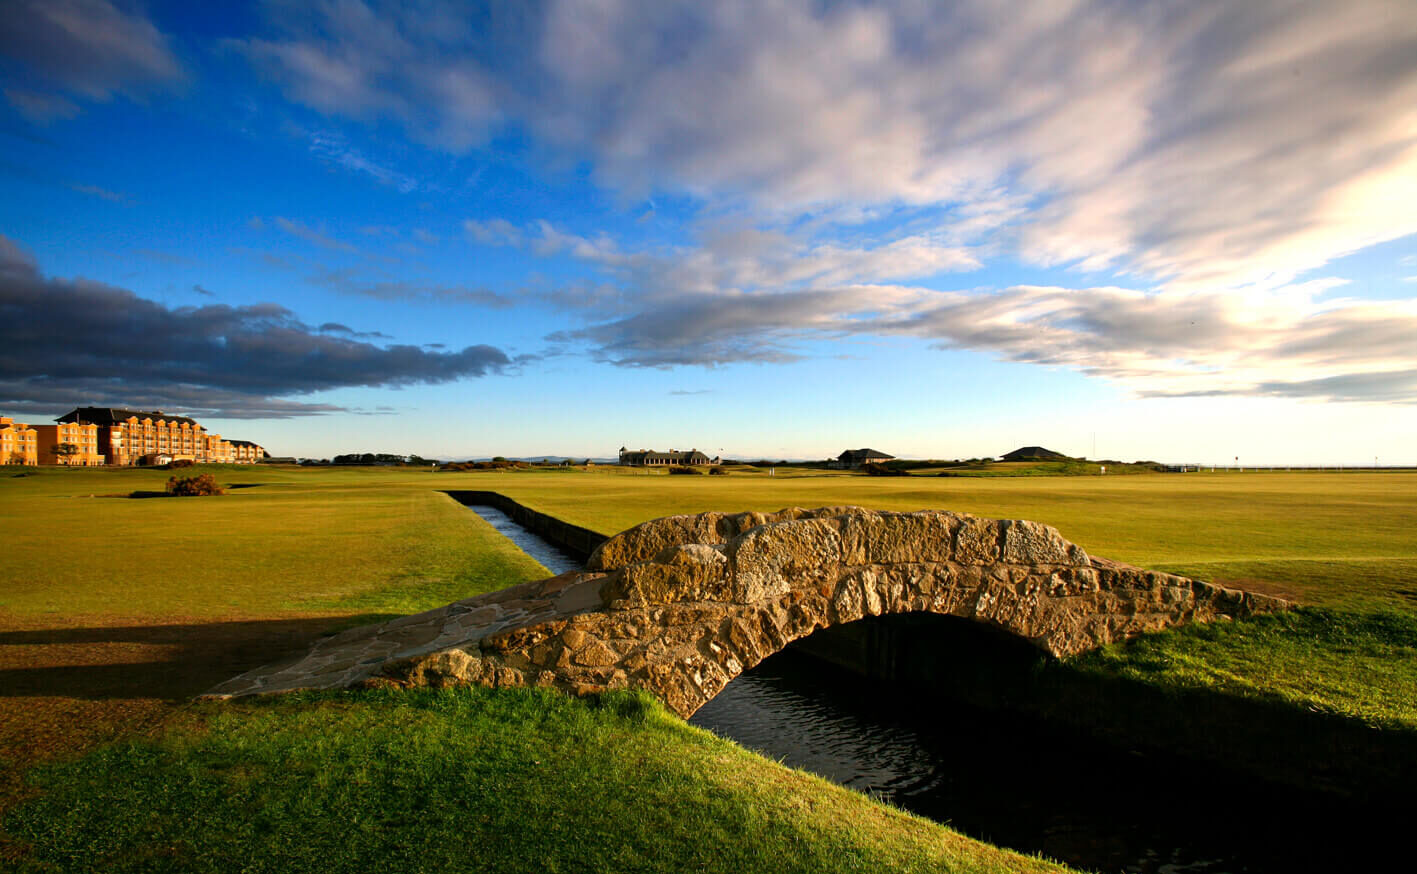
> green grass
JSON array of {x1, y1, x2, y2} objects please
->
[
  {"x1": 1075, "y1": 607, "x2": 1417, "y2": 730},
  {"x1": 3, "y1": 463, "x2": 1415, "y2": 870},
  {"x1": 5, "y1": 687, "x2": 1072, "y2": 874},
  {"x1": 0, "y1": 465, "x2": 551, "y2": 619}
]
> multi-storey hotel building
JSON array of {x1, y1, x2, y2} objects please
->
[
  {"x1": 33, "y1": 422, "x2": 102, "y2": 466},
  {"x1": 0, "y1": 416, "x2": 38, "y2": 465},
  {"x1": 49, "y1": 407, "x2": 266, "y2": 466}
]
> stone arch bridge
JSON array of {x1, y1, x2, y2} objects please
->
[{"x1": 207, "y1": 507, "x2": 1287, "y2": 717}]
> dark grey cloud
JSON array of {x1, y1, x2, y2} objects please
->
[
  {"x1": 68, "y1": 183, "x2": 130, "y2": 203},
  {"x1": 318, "y1": 321, "x2": 392, "y2": 340},
  {"x1": 1144, "y1": 371, "x2": 1417, "y2": 406},
  {"x1": 310, "y1": 267, "x2": 515, "y2": 308},
  {"x1": 549, "y1": 286, "x2": 910, "y2": 368},
  {"x1": 0, "y1": 235, "x2": 512, "y2": 417},
  {"x1": 0, "y1": 0, "x2": 184, "y2": 117}
]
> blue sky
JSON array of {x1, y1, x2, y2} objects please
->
[{"x1": 2, "y1": 0, "x2": 1416, "y2": 464}]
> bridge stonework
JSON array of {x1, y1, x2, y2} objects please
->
[{"x1": 205, "y1": 507, "x2": 1288, "y2": 717}]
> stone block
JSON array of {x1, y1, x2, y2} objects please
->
[
  {"x1": 954, "y1": 518, "x2": 1003, "y2": 564},
  {"x1": 731, "y1": 518, "x2": 843, "y2": 602},
  {"x1": 1001, "y1": 519, "x2": 1073, "y2": 564}
]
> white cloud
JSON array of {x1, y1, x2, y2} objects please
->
[
  {"x1": 306, "y1": 130, "x2": 421, "y2": 192},
  {"x1": 242, "y1": 0, "x2": 1417, "y2": 296},
  {"x1": 870, "y1": 282, "x2": 1417, "y2": 403},
  {"x1": 272, "y1": 217, "x2": 358, "y2": 253},
  {"x1": 463, "y1": 218, "x2": 523, "y2": 247},
  {"x1": 229, "y1": 1, "x2": 1417, "y2": 402}
]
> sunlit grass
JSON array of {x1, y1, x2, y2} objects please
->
[
  {"x1": 1075, "y1": 608, "x2": 1417, "y2": 730},
  {"x1": 0, "y1": 465, "x2": 549, "y2": 619},
  {"x1": 2, "y1": 463, "x2": 1414, "y2": 871},
  {"x1": 5, "y1": 687, "x2": 1074, "y2": 874}
]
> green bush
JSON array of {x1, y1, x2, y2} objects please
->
[
  {"x1": 861, "y1": 462, "x2": 909, "y2": 477},
  {"x1": 166, "y1": 473, "x2": 224, "y2": 496},
  {"x1": 708, "y1": 466, "x2": 728, "y2": 475},
  {"x1": 667, "y1": 466, "x2": 703, "y2": 475}
]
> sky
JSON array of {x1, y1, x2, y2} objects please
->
[{"x1": 2, "y1": 0, "x2": 1416, "y2": 464}]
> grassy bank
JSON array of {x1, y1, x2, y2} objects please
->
[{"x1": 5, "y1": 687, "x2": 1068, "y2": 874}]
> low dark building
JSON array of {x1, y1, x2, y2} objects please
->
[
  {"x1": 619, "y1": 447, "x2": 717, "y2": 467},
  {"x1": 833, "y1": 448, "x2": 895, "y2": 469},
  {"x1": 1001, "y1": 446, "x2": 1069, "y2": 462}
]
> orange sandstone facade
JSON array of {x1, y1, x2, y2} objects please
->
[
  {"x1": 52, "y1": 408, "x2": 266, "y2": 465},
  {"x1": 1, "y1": 416, "x2": 38, "y2": 465},
  {"x1": 33, "y1": 422, "x2": 102, "y2": 466},
  {"x1": 1, "y1": 408, "x2": 267, "y2": 466}
]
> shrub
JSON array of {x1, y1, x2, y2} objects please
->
[
  {"x1": 708, "y1": 466, "x2": 728, "y2": 475},
  {"x1": 438, "y1": 460, "x2": 529, "y2": 471},
  {"x1": 861, "y1": 462, "x2": 909, "y2": 477},
  {"x1": 667, "y1": 466, "x2": 702, "y2": 475},
  {"x1": 163, "y1": 458, "x2": 195, "y2": 470},
  {"x1": 166, "y1": 473, "x2": 224, "y2": 497}
]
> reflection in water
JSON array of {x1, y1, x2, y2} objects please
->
[
  {"x1": 691, "y1": 647, "x2": 1375, "y2": 874},
  {"x1": 465, "y1": 505, "x2": 583, "y2": 575}
]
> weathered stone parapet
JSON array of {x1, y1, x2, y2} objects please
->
[{"x1": 205, "y1": 507, "x2": 1289, "y2": 717}]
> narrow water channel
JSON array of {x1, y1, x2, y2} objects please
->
[
  {"x1": 464, "y1": 504, "x2": 583, "y2": 575},
  {"x1": 464, "y1": 504, "x2": 1380, "y2": 874}
]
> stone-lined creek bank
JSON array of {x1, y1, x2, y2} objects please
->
[{"x1": 458, "y1": 499, "x2": 1407, "y2": 874}]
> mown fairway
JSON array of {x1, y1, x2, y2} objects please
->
[{"x1": 1, "y1": 463, "x2": 1413, "y2": 870}]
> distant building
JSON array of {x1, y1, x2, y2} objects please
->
[
  {"x1": 54, "y1": 407, "x2": 266, "y2": 465},
  {"x1": 831, "y1": 448, "x2": 895, "y2": 469},
  {"x1": 619, "y1": 447, "x2": 718, "y2": 467},
  {"x1": 227, "y1": 439, "x2": 267, "y2": 464},
  {"x1": 0, "y1": 416, "x2": 37, "y2": 465},
  {"x1": 33, "y1": 422, "x2": 102, "y2": 466},
  {"x1": 1000, "y1": 446, "x2": 1068, "y2": 462}
]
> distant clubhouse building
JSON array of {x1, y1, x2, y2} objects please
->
[
  {"x1": 618, "y1": 447, "x2": 719, "y2": 467},
  {"x1": 831, "y1": 448, "x2": 895, "y2": 469},
  {"x1": 0, "y1": 407, "x2": 269, "y2": 466}
]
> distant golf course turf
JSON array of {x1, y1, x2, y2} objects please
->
[{"x1": 1, "y1": 463, "x2": 1414, "y2": 870}]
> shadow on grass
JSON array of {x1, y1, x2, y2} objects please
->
[{"x1": 0, "y1": 615, "x2": 397, "y2": 702}]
